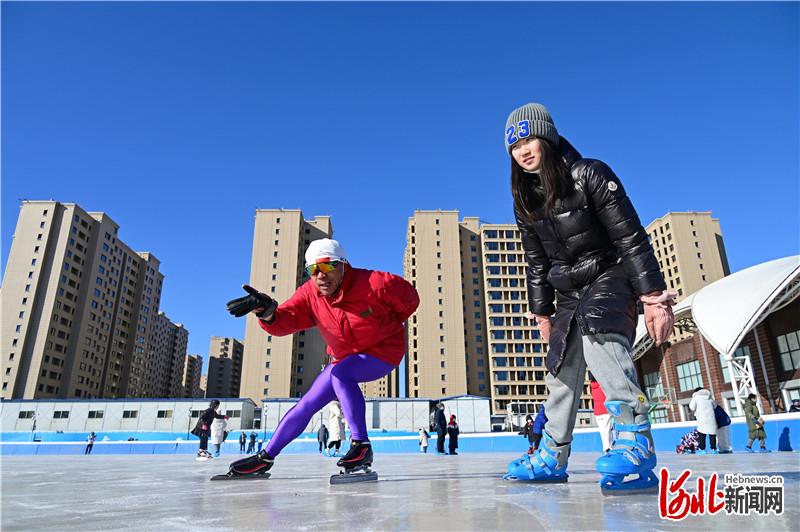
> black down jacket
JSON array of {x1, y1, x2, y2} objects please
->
[{"x1": 515, "y1": 137, "x2": 666, "y2": 375}]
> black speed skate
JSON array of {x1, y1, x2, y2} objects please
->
[
  {"x1": 210, "y1": 450, "x2": 273, "y2": 481},
  {"x1": 331, "y1": 440, "x2": 378, "y2": 485}
]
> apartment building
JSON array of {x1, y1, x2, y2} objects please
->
[
  {"x1": 1, "y1": 201, "x2": 167, "y2": 399},
  {"x1": 206, "y1": 337, "x2": 244, "y2": 398},
  {"x1": 148, "y1": 312, "x2": 189, "y2": 398},
  {"x1": 182, "y1": 354, "x2": 203, "y2": 398},
  {"x1": 646, "y1": 212, "x2": 730, "y2": 342},
  {"x1": 480, "y1": 224, "x2": 591, "y2": 414},
  {"x1": 646, "y1": 212, "x2": 729, "y2": 301},
  {"x1": 404, "y1": 211, "x2": 488, "y2": 399},
  {"x1": 239, "y1": 210, "x2": 333, "y2": 402}
]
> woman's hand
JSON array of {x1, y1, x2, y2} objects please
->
[
  {"x1": 526, "y1": 311, "x2": 552, "y2": 343},
  {"x1": 640, "y1": 290, "x2": 678, "y2": 345}
]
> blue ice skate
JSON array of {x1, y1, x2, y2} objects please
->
[
  {"x1": 596, "y1": 401, "x2": 658, "y2": 495},
  {"x1": 503, "y1": 433, "x2": 569, "y2": 483}
]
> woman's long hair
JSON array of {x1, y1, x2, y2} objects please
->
[{"x1": 511, "y1": 138, "x2": 573, "y2": 224}]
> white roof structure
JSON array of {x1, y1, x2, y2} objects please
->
[{"x1": 632, "y1": 255, "x2": 800, "y2": 360}]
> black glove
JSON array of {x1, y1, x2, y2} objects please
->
[{"x1": 226, "y1": 285, "x2": 278, "y2": 319}]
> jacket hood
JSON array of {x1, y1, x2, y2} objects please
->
[
  {"x1": 558, "y1": 136, "x2": 582, "y2": 168},
  {"x1": 692, "y1": 389, "x2": 712, "y2": 400}
]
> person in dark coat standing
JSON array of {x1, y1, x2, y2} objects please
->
[
  {"x1": 447, "y1": 415, "x2": 460, "y2": 455},
  {"x1": 503, "y1": 103, "x2": 676, "y2": 493},
  {"x1": 519, "y1": 415, "x2": 536, "y2": 453},
  {"x1": 238, "y1": 432, "x2": 247, "y2": 453},
  {"x1": 317, "y1": 423, "x2": 329, "y2": 453},
  {"x1": 744, "y1": 394, "x2": 769, "y2": 452},
  {"x1": 434, "y1": 403, "x2": 447, "y2": 455},
  {"x1": 85, "y1": 432, "x2": 96, "y2": 455},
  {"x1": 519, "y1": 408, "x2": 548, "y2": 454},
  {"x1": 194, "y1": 400, "x2": 227, "y2": 459},
  {"x1": 247, "y1": 431, "x2": 257, "y2": 454},
  {"x1": 714, "y1": 404, "x2": 732, "y2": 453}
]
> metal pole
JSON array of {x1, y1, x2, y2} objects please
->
[
  {"x1": 187, "y1": 409, "x2": 192, "y2": 439},
  {"x1": 698, "y1": 335, "x2": 715, "y2": 396},
  {"x1": 727, "y1": 354, "x2": 744, "y2": 417},
  {"x1": 752, "y1": 328, "x2": 776, "y2": 412}
]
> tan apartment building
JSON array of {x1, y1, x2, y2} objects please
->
[
  {"x1": 206, "y1": 337, "x2": 244, "y2": 398},
  {"x1": 404, "y1": 211, "x2": 489, "y2": 399},
  {"x1": 183, "y1": 354, "x2": 203, "y2": 398},
  {"x1": 646, "y1": 212, "x2": 730, "y2": 301},
  {"x1": 1, "y1": 201, "x2": 168, "y2": 400},
  {"x1": 200, "y1": 374, "x2": 208, "y2": 397},
  {"x1": 646, "y1": 212, "x2": 730, "y2": 342},
  {"x1": 480, "y1": 224, "x2": 591, "y2": 415},
  {"x1": 148, "y1": 312, "x2": 189, "y2": 398},
  {"x1": 240, "y1": 210, "x2": 333, "y2": 402}
]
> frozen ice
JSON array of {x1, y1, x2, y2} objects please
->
[{"x1": 1, "y1": 451, "x2": 797, "y2": 531}]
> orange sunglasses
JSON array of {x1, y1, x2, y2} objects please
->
[{"x1": 306, "y1": 260, "x2": 342, "y2": 277}]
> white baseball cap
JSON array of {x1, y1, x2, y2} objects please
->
[{"x1": 305, "y1": 238, "x2": 347, "y2": 266}]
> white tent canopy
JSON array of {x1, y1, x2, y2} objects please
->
[
  {"x1": 633, "y1": 255, "x2": 800, "y2": 360},
  {"x1": 631, "y1": 255, "x2": 800, "y2": 415},
  {"x1": 692, "y1": 255, "x2": 800, "y2": 356}
]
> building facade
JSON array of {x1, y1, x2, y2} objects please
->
[
  {"x1": 182, "y1": 354, "x2": 203, "y2": 398},
  {"x1": 646, "y1": 212, "x2": 729, "y2": 301},
  {"x1": 404, "y1": 211, "x2": 487, "y2": 399},
  {"x1": 146, "y1": 312, "x2": 188, "y2": 398},
  {"x1": 206, "y1": 337, "x2": 244, "y2": 398},
  {"x1": 1, "y1": 201, "x2": 170, "y2": 400},
  {"x1": 239, "y1": 210, "x2": 333, "y2": 402},
  {"x1": 636, "y1": 297, "x2": 800, "y2": 424},
  {"x1": 403, "y1": 211, "x2": 593, "y2": 415}
]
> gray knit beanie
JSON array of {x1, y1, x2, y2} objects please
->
[{"x1": 504, "y1": 103, "x2": 559, "y2": 153}]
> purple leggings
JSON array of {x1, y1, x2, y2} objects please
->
[{"x1": 265, "y1": 353, "x2": 394, "y2": 457}]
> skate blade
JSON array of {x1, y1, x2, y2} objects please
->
[
  {"x1": 511, "y1": 476, "x2": 569, "y2": 483},
  {"x1": 601, "y1": 484, "x2": 658, "y2": 496},
  {"x1": 330, "y1": 471, "x2": 378, "y2": 485},
  {"x1": 503, "y1": 472, "x2": 569, "y2": 483},
  {"x1": 210, "y1": 472, "x2": 271, "y2": 481}
]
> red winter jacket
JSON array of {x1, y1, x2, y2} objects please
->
[
  {"x1": 259, "y1": 266, "x2": 419, "y2": 367},
  {"x1": 591, "y1": 381, "x2": 608, "y2": 415}
]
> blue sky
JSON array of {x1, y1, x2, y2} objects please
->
[{"x1": 2, "y1": 2, "x2": 798, "y2": 371}]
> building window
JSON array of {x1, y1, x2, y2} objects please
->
[
  {"x1": 676, "y1": 360, "x2": 703, "y2": 392},
  {"x1": 88, "y1": 410, "x2": 104, "y2": 419},
  {"x1": 157, "y1": 410, "x2": 173, "y2": 418},
  {"x1": 18, "y1": 411, "x2": 35, "y2": 419},
  {"x1": 776, "y1": 330, "x2": 800, "y2": 372},
  {"x1": 643, "y1": 371, "x2": 663, "y2": 397},
  {"x1": 122, "y1": 410, "x2": 138, "y2": 419},
  {"x1": 53, "y1": 411, "x2": 70, "y2": 419},
  {"x1": 650, "y1": 408, "x2": 668, "y2": 424}
]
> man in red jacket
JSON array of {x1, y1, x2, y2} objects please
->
[{"x1": 224, "y1": 238, "x2": 419, "y2": 478}]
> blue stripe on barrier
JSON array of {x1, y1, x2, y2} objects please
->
[{"x1": 2, "y1": 418, "x2": 797, "y2": 456}]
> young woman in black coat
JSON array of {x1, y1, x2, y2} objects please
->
[{"x1": 502, "y1": 103, "x2": 676, "y2": 494}]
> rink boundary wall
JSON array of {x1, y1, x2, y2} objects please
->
[{"x1": 2, "y1": 414, "x2": 798, "y2": 455}]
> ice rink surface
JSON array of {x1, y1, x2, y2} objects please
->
[{"x1": 2, "y1": 451, "x2": 797, "y2": 531}]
